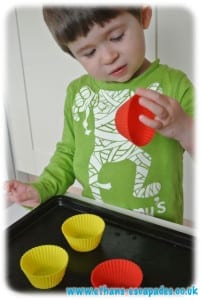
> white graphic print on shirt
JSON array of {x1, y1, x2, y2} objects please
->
[{"x1": 72, "y1": 83, "x2": 162, "y2": 202}]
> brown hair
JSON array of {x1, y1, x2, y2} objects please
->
[{"x1": 43, "y1": 7, "x2": 141, "y2": 56}]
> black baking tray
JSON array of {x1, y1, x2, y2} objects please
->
[{"x1": 6, "y1": 195, "x2": 194, "y2": 292}]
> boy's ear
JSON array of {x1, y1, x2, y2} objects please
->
[{"x1": 141, "y1": 6, "x2": 152, "y2": 29}]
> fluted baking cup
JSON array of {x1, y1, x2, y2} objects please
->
[
  {"x1": 20, "y1": 244, "x2": 68, "y2": 289},
  {"x1": 61, "y1": 213, "x2": 105, "y2": 252},
  {"x1": 115, "y1": 94, "x2": 155, "y2": 146},
  {"x1": 91, "y1": 258, "x2": 143, "y2": 288}
]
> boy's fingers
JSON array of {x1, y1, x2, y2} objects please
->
[
  {"x1": 136, "y1": 88, "x2": 168, "y2": 107},
  {"x1": 21, "y1": 199, "x2": 39, "y2": 208},
  {"x1": 4, "y1": 181, "x2": 12, "y2": 192},
  {"x1": 139, "y1": 114, "x2": 163, "y2": 129},
  {"x1": 4, "y1": 180, "x2": 18, "y2": 192}
]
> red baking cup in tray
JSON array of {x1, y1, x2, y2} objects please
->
[
  {"x1": 90, "y1": 258, "x2": 143, "y2": 288},
  {"x1": 115, "y1": 94, "x2": 155, "y2": 146}
]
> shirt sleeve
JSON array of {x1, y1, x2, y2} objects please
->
[
  {"x1": 30, "y1": 84, "x2": 76, "y2": 203},
  {"x1": 174, "y1": 71, "x2": 194, "y2": 117}
]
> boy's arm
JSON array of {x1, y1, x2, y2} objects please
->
[
  {"x1": 6, "y1": 114, "x2": 75, "y2": 208},
  {"x1": 30, "y1": 87, "x2": 76, "y2": 203},
  {"x1": 136, "y1": 87, "x2": 194, "y2": 156},
  {"x1": 6, "y1": 84, "x2": 76, "y2": 207},
  {"x1": 175, "y1": 112, "x2": 194, "y2": 156}
]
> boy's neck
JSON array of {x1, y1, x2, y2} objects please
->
[{"x1": 132, "y1": 58, "x2": 151, "y2": 79}]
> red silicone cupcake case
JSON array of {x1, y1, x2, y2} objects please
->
[
  {"x1": 90, "y1": 258, "x2": 143, "y2": 288},
  {"x1": 115, "y1": 94, "x2": 155, "y2": 146}
]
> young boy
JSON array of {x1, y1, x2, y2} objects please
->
[{"x1": 6, "y1": 7, "x2": 194, "y2": 224}]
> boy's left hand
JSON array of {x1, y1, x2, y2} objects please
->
[{"x1": 136, "y1": 88, "x2": 194, "y2": 155}]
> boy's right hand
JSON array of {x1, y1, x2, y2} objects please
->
[{"x1": 5, "y1": 180, "x2": 40, "y2": 208}]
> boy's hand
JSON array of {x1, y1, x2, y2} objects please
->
[
  {"x1": 136, "y1": 88, "x2": 194, "y2": 155},
  {"x1": 5, "y1": 180, "x2": 40, "y2": 208}
]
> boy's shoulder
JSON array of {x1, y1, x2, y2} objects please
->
[
  {"x1": 160, "y1": 62, "x2": 193, "y2": 86},
  {"x1": 67, "y1": 74, "x2": 94, "y2": 91},
  {"x1": 153, "y1": 60, "x2": 193, "y2": 91},
  {"x1": 157, "y1": 61, "x2": 188, "y2": 78}
]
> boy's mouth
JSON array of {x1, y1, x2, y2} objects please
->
[{"x1": 110, "y1": 65, "x2": 127, "y2": 77}]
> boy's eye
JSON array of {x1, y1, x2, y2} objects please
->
[
  {"x1": 84, "y1": 49, "x2": 96, "y2": 57},
  {"x1": 110, "y1": 33, "x2": 124, "y2": 42}
]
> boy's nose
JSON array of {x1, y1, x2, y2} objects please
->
[{"x1": 100, "y1": 45, "x2": 119, "y2": 65}]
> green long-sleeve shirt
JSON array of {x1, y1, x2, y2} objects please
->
[{"x1": 31, "y1": 60, "x2": 194, "y2": 224}]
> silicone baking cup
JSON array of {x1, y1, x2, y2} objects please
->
[
  {"x1": 20, "y1": 244, "x2": 69, "y2": 289},
  {"x1": 115, "y1": 94, "x2": 155, "y2": 146},
  {"x1": 61, "y1": 213, "x2": 105, "y2": 252},
  {"x1": 91, "y1": 258, "x2": 143, "y2": 288}
]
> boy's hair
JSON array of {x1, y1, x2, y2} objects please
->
[{"x1": 43, "y1": 7, "x2": 141, "y2": 56}]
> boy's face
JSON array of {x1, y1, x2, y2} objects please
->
[{"x1": 68, "y1": 9, "x2": 151, "y2": 82}]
